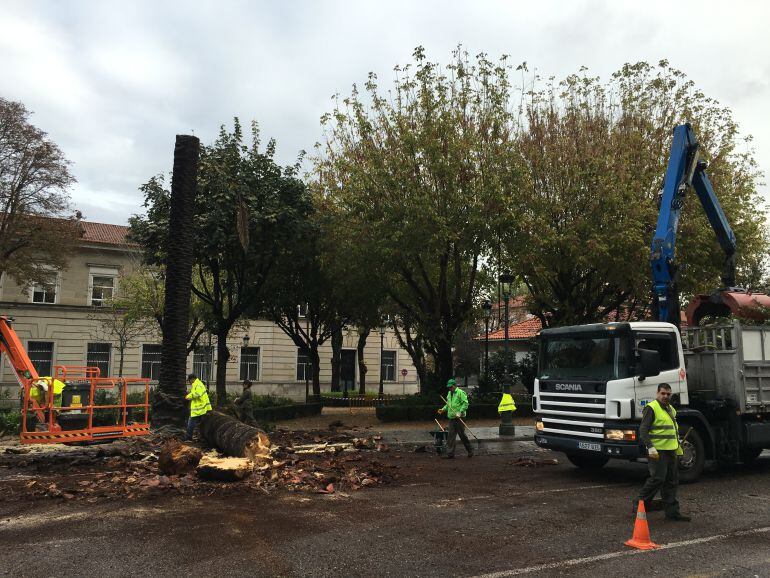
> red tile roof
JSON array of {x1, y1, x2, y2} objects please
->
[
  {"x1": 485, "y1": 317, "x2": 542, "y2": 341},
  {"x1": 79, "y1": 221, "x2": 136, "y2": 247},
  {"x1": 481, "y1": 310, "x2": 690, "y2": 341}
]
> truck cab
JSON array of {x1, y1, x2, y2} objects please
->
[{"x1": 533, "y1": 321, "x2": 699, "y2": 477}]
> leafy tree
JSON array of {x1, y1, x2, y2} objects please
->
[
  {"x1": 130, "y1": 120, "x2": 312, "y2": 404},
  {"x1": 483, "y1": 349, "x2": 519, "y2": 392},
  {"x1": 119, "y1": 265, "x2": 209, "y2": 355},
  {"x1": 453, "y1": 324, "x2": 480, "y2": 387},
  {"x1": 314, "y1": 196, "x2": 390, "y2": 395},
  {"x1": 265, "y1": 230, "x2": 348, "y2": 397},
  {"x1": 89, "y1": 291, "x2": 147, "y2": 378},
  {"x1": 0, "y1": 97, "x2": 77, "y2": 286},
  {"x1": 315, "y1": 46, "x2": 525, "y2": 393},
  {"x1": 509, "y1": 61, "x2": 767, "y2": 327}
]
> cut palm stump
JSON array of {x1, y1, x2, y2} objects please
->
[
  {"x1": 158, "y1": 439, "x2": 203, "y2": 475},
  {"x1": 199, "y1": 411, "x2": 271, "y2": 463},
  {"x1": 196, "y1": 453, "x2": 253, "y2": 481}
]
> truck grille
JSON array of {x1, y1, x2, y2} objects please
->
[{"x1": 538, "y1": 392, "x2": 606, "y2": 439}]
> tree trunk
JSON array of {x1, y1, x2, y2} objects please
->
[
  {"x1": 434, "y1": 338, "x2": 454, "y2": 394},
  {"x1": 215, "y1": 329, "x2": 231, "y2": 407},
  {"x1": 154, "y1": 135, "x2": 200, "y2": 427},
  {"x1": 357, "y1": 327, "x2": 370, "y2": 395},
  {"x1": 330, "y1": 327, "x2": 342, "y2": 392},
  {"x1": 393, "y1": 323, "x2": 428, "y2": 394},
  {"x1": 118, "y1": 344, "x2": 125, "y2": 377},
  {"x1": 310, "y1": 347, "x2": 321, "y2": 397}
]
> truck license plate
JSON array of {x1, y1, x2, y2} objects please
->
[{"x1": 578, "y1": 442, "x2": 601, "y2": 452}]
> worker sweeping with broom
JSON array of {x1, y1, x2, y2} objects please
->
[{"x1": 437, "y1": 378, "x2": 473, "y2": 459}]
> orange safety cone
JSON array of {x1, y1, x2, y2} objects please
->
[{"x1": 625, "y1": 500, "x2": 660, "y2": 550}]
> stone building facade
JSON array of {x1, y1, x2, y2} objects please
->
[{"x1": 0, "y1": 221, "x2": 418, "y2": 403}]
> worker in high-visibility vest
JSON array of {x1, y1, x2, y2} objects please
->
[
  {"x1": 184, "y1": 373, "x2": 212, "y2": 441},
  {"x1": 634, "y1": 383, "x2": 691, "y2": 521},
  {"x1": 29, "y1": 377, "x2": 65, "y2": 407},
  {"x1": 28, "y1": 377, "x2": 66, "y2": 429},
  {"x1": 437, "y1": 378, "x2": 473, "y2": 459}
]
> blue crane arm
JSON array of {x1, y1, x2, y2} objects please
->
[{"x1": 649, "y1": 123, "x2": 737, "y2": 326}]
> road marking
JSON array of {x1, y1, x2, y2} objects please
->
[
  {"x1": 471, "y1": 526, "x2": 770, "y2": 577},
  {"x1": 508, "y1": 483, "x2": 621, "y2": 496}
]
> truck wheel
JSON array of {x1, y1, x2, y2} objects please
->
[
  {"x1": 678, "y1": 427, "x2": 705, "y2": 484},
  {"x1": 566, "y1": 454, "x2": 610, "y2": 469},
  {"x1": 739, "y1": 447, "x2": 763, "y2": 465}
]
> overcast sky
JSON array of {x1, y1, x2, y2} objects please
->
[{"x1": 2, "y1": 0, "x2": 769, "y2": 225}]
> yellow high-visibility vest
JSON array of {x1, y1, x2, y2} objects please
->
[
  {"x1": 29, "y1": 377, "x2": 65, "y2": 407},
  {"x1": 186, "y1": 378, "x2": 212, "y2": 417},
  {"x1": 647, "y1": 400, "x2": 682, "y2": 454},
  {"x1": 498, "y1": 393, "x2": 517, "y2": 413}
]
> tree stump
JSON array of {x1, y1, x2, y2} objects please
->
[
  {"x1": 196, "y1": 454, "x2": 253, "y2": 482},
  {"x1": 158, "y1": 439, "x2": 203, "y2": 476}
]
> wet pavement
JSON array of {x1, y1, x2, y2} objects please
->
[{"x1": 2, "y1": 443, "x2": 769, "y2": 577}]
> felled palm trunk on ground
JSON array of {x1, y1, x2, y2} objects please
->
[{"x1": 199, "y1": 411, "x2": 271, "y2": 462}]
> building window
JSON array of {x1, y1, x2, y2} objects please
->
[
  {"x1": 297, "y1": 303, "x2": 309, "y2": 318},
  {"x1": 90, "y1": 276, "x2": 115, "y2": 306},
  {"x1": 240, "y1": 347, "x2": 260, "y2": 381},
  {"x1": 141, "y1": 344, "x2": 162, "y2": 380},
  {"x1": 30, "y1": 272, "x2": 58, "y2": 304},
  {"x1": 381, "y1": 350, "x2": 396, "y2": 382},
  {"x1": 28, "y1": 341, "x2": 54, "y2": 376},
  {"x1": 86, "y1": 343, "x2": 111, "y2": 377},
  {"x1": 193, "y1": 345, "x2": 214, "y2": 384},
  {"x1": 88, "y1": 267, "x2": 118, "y2": 307},
  {"x1": 296, "y1": 349, "x2": 311, "y2": 381}
]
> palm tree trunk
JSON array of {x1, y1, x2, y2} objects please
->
[{"x1": 154, "y1": 135, "x2": 200, "y2": 427}]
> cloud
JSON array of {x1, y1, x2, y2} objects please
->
[{"x1": 1, "y1": 0, "x2": 768, "y2": 224}]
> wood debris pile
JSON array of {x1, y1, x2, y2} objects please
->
[{"x1": 0, "y1": 429, "x2": 397, "y2": 502}]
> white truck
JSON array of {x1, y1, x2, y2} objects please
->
[
  {"x1": 532, "y1": 123, "x2": 770, "y2": 482},
  {"x1": 533, "y1": 320, "x2": 770, "y2": 482}
]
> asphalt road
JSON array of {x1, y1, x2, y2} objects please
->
[{"x1": 2, "y1": 445, "x2": 769, "y2": 577}]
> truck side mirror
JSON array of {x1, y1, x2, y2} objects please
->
[{"x1": 637, "y1": 348, "x2": 661, "y2": 379}]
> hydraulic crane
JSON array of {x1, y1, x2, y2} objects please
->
[
  {"x1": 650, "y1": 123, "x2": 770, "y2": 326},
  {"x1": 0, "y1": 315, "x2": 151, "y2": 444}
]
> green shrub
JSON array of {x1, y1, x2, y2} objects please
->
[
  {"x1": 0, "y1": 410, "x2": 21, "y2": 435},
  {"x1": 252, "y1": 394, "x2": 296, "y2": 408}
]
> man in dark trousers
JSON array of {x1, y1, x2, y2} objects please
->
[
  {"x1": 634, "y1": 383, "x2": 691, "y2": 521},
  {"x1": 234, "y1": 379, "x2": 256, "y2": 426},
  {"x1": 437, "y1": 378, "x2": 473, "y2": 459}
]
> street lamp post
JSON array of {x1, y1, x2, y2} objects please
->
[
  {"x1": 305, "y1": 309, "x2": 310, "y2": 403},
  {"x1": 498, "y1": 272, "x2": 516, "y2": 437},
  {"x1": 379, "y1": 323, "x2": 386, "y2": 398},
  {"x1": 482, "y1": 299, "x2": 492, "y2": 389}
]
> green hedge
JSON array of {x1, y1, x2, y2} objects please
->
[
  {"x1": 375, "y1": 394, "x2": 533, "y2": 422},
  {"x1": 320, "y1": 394, "x2": 407, "y2": 407},
  {"x1": 253, "y1": 402, "x2": 322, "y2": 421}
]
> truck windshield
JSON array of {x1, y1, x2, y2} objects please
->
[{"x1": 539, "y1": 335, "x2": 628, "y2": 381}]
